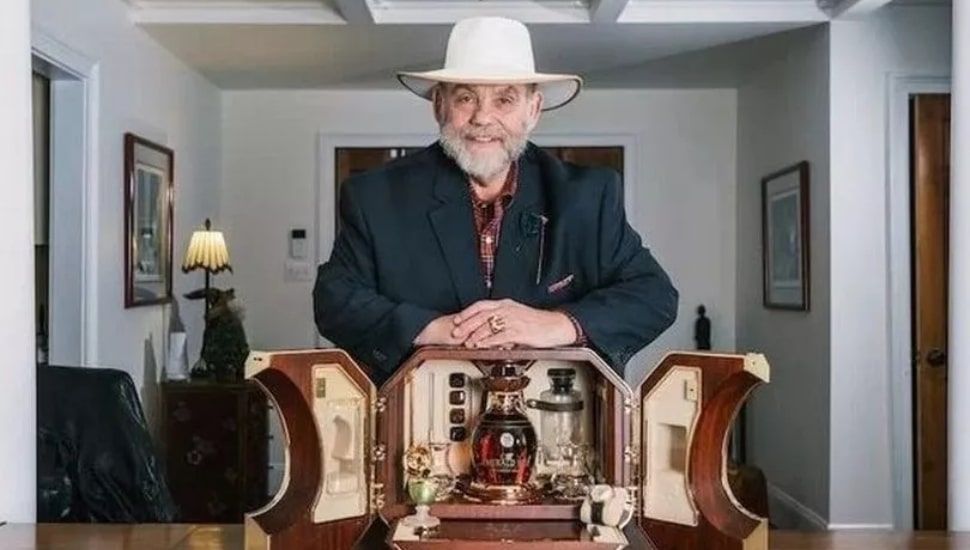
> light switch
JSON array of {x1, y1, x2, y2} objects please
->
[{"x1": 285, "y1": 259, "x2": 314, "y2": 282}]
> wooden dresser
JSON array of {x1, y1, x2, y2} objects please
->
[{"x1": 159, "y1": 380, "x2": 269, "y2": 523}]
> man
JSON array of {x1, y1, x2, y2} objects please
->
[{"x1": 313, "y1": 16, "x2": 678, "y2": 385}]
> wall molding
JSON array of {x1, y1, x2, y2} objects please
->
[
  {"x1": 885, "y1": 72, "x2": 951, "y2": 531},
  {"x1": 31, "y1": 25, "x2": 100, "y2": 367},
  {"x1": 827, "y1": 523, "x2": 895, "y2": 530},
  {"x1": 31, "y1": 24, "x2": 96, "y2": 77}
]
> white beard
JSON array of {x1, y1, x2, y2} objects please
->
[{"x1": 439, "y1": 123, "x2": 529, "y2": 182}]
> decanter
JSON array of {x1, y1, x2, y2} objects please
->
[
  {"x1": 527, "y1": 368, "x2": 590, "y2": 499},
  {"x1": 466, "y1": 360, "x2": 540, "y2": 504},
  {"x1": 532, "y1": 368, "x2": 584, "y2": 469}
]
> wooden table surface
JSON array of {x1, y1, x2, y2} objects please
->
[{"x1": 0, "y1": 523, "x2": 967, "y2": 549}]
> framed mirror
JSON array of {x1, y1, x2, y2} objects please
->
[{"x1": 124, "y1": 132, "x2": 174, "y2": 308}]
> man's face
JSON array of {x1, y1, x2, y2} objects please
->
[{"x1": 435, "y1": 83, "x2": 543, "y2": 183}]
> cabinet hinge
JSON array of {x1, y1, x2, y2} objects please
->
[
  {"x1": 373, "y1": 396, "x2": 387, "y2": 415},
  {"x1": 372, "y1": 443, "x2": 387, "y2": 463},
  {"x1": 626, "y1": 485, "x2": 640, "y2": 506},
  {"x1": 623, "y1": 445, "x2": 639, "y2": 465},
  {"x1": 623, "y1": 397, "x2": 639, "y2": 416},
  {"x1": 370, "y1": 483, "x2": 386, "y2": 510}
]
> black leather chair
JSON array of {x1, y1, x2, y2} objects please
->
[{"x1": 37, "y1": 365, "x2": 178, "y2": 522}]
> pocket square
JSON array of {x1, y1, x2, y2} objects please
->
[{"x1": 547, "y1": 274, "x2": 575, "y2": 294}]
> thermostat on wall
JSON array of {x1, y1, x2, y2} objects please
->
[{"x1": 289, "y1": 229, "x2": 307, "y2": 260}]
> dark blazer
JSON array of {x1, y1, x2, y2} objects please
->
[{"x1": 313, "y1": 142, "x2": 678, "y2": 383}]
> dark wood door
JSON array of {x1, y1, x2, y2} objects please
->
[
  {"x1": 334, "y1": 148, "x2": 417, "y2": 234},
  {"x1": 912, "y1": 94, "x2": 950, "y2": 530},
  {"x1": 335, "y1": 146, "x2": 624, "y2": 188},
  {"x1": 334, "y1": 146, "x2": 625, "y2": 234},
  {"x1": 548, "y1": 146, "x2": 623, "y2": 174}
]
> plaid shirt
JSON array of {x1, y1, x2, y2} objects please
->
[
  {"x1": 469, "y1": 164, "x2": 517, "y2": 290},
  {"x1": 467, "y1": 164, "x2": 587, "y2": 345}
]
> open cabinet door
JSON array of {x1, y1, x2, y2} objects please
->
[
  {"x1": 634, "y1": 352, "x2": 769, "y2": 550},
  {"x1": 244, "y1": 349, "x2": 378, "y2": 550}
]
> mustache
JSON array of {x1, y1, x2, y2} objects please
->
[{"x1": 460, "y1": 128, "x2": 508, "y2": 140}]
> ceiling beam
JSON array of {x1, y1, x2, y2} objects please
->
[
  {"x1": 819, "y1": 0, "x2": 894, "y2": 19},
  {"x1": 334, "y1": 0, "x2": 375, "y2": 23},
  {"x1": 589, "y1": 0, "x2": 631, "y2": 23},
  {"x1": 618, "y1": 1, "x2": 827, "y2": 23},
  {"x1": 127, "y1": 1, "x2": 345, "y2": 25},
  {"x1": 368, "y1": 1, "x2": 587, "y2": 24}
]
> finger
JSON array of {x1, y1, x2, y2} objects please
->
[
  {"x1": 452, "y1": 300, "x2": 502, "y2": 325},
  {"x1": 452, "y1": 307, "x2": 503, "y2": 339},
  {"x1": 474, "y1": 328, "x2": 519, "y2": 349},
  {"x1": 463, "y1": 317, "x2": 503, "y2": 347},
  {"x1": 464, "y1": 313, "x2": 518, "y2": 348}
]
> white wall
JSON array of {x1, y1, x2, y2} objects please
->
[
  {"x1": 735, "y1": 25, "x2": 831, "y2": 529},
  {"x1": 828, "y1": 3, "x2": 952, "y2": 528},
  {"x1": 221, "y1": 88, "x2": 738, "y2": 386},
  {"x1": 31, "y1": 0, "x2": 222, "y2": 401},
  {"x1": 0, "y1": 0, "x2": 37, "y2": 523}
]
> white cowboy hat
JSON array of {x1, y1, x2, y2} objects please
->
[{"x1": 397, "y1": 16, "x2": 583, "y2": 111}]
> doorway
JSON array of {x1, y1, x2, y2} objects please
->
[
  {"x1": 910, "y1": 93, "x2": 951, "y2": 530},
  {"x1": 32, "y1": 71, "x2": 51, "y2": 365},
  {"x1": 30, "y1": 41, "x2": 94, "y2": 367}
]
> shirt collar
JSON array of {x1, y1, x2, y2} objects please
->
[{"x1": 470, "y1": 161, "x2": 518, "y2": 208}]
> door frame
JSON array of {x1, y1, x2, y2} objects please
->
[
  {"x1": 31, "y1": 25, "x2": 100, "y2": 366},
  {"x1": 887, "y1": 73, "x2": 951, "y2": 531},
  {"x1": 314, "y1": 132, "x2": 638, "y2": 347}
]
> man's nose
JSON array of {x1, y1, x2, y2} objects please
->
[{"x1": 470, "y1": 101, "x2": 496, "y2": 125}]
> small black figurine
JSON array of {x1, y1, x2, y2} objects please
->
[
  {"x1": 694, "y1": 305, "x2": 711, "y2": 350},
  {"x1": 184, "y1": 287, "x2": 250, "y2": 380}
]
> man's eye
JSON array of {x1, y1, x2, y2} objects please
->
[{"x1": 456, "y1": 95, "x2": 473, "y2": 103}]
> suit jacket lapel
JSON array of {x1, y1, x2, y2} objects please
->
[
  {"x1": 492, "y1": 148, "x2": 544, "y2": 301},
  {"x1": 428, "y1": 149, "x2": 488, "y2": 308}
]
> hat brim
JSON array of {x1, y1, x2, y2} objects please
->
[{"x1": 397, "y1": 69, "x2": 582, "y2": 111}]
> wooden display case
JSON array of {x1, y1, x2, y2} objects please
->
[{"x1": 243, "y1": 347, "x2": 769, "y2": 550}]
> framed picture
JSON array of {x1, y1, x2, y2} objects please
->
[
  {"x1": 762, "y1": 161, "x2": 810, "y2": 310},
  {"x1": 124, "y1": 132, "x2": 174, "y2": 308}
]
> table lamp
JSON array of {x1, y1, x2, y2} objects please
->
[{"x1": 181, "y1": 218, "x2": 232, "y2": 319}]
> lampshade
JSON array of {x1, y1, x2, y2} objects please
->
[{"x1": 182, "y1": 219, "x2": 232, "y2": 274}]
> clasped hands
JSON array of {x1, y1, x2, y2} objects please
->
[{"x1": 413, "y1": 299, "x2": 578, "y2": 349}]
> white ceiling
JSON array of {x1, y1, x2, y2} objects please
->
[{"x1": 124, "y1": 0, "x2": 896, "y2": 89}]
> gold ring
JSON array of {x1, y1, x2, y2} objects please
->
[{"x1": 488, "y1": 315, "x2": 506, "y2": 335}]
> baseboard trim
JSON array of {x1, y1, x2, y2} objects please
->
[
  {"x1": 767, "y1": 483, "x2": 828, "y2": 531},
  {"x1": 827, "y1": 523, "x2": 894, "y2": 530}
]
